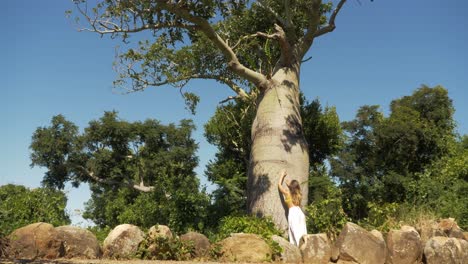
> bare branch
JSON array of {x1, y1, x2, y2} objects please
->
[
  {"x1": 256, "y1": 24, "x2": 293, "y2": 65},
  {"x1": 77, "y1": 165, "x2": 155, "y2": 192},
  {"x1": 219, "y1": 95, "x2": 239, "y2": 104},
  {"x1": 296, "y1": 0, "x2": 347, "y2": 60},
  {"x1": 313, "y1": 0, "x2": 347, "y2": 38},
  {"x1": 154, "y1": 0, "x2": 269, "y2": 89}
]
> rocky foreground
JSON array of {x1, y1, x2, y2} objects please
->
[{"x1": 1, "y1": 218, "x2": 467, "y2": 264}]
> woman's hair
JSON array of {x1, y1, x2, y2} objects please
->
[{"x1": 288, "y1": 180, "x2": 302, "y2": 206}]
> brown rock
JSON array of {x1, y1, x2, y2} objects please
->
[
  {"x1": 386, "y1": 225, "x2": 422, "y2": 264},
  {"x1": 299, "y1": 233, "x2": 331, "y2": 264},
  {"x1": 148, "y1": 225, "x2": 173, "y2": 240},
  {"x1": 8, "y1": 222, "x2": 64, "y2": 260},
  {"x1": 56, "y1": 225, "x2": 102, "y2": 259},
  {"x1": 424, "y1": 236, "x2": 468, "y2": 264},
  {"x1": 435, "y1": 218, "x2": 465, "y2": 239},
  {"x1": 463, "y1": 232, "x2": 468, "y2": 241},
  {"x1": 219, "y1": 233, "x2": 272, "y2": 262},
  {"x1": 271, "y1": 235, "x2": 302, "y2": 263},
  {"x1": 333, "y1": 222, "x2": 386, "y2": 264},
  {"x1": 103, "y1": 224, "x2": 144, "y2": 258},
  {"x1": 180, "y1": 231, "x2": 210, "y2": 258}
]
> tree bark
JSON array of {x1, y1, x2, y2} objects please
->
[{"x1": 247, "y1": 65, "x2": 309, "y2": 231}]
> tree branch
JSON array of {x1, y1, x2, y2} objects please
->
[
  {"x1": 256, "y1": 24, "x2": 293, "y2": 66},
  {"x1": 296, "y1": 0, "x2": 347, "y2": 60},
  {"x1": 313, "y1": 0, "x2": 347, "y2": 38},
  {"x1": 154, "y1": 0, "x2": 269, "y2": 90},
  {"x1": 256, "y1": 0, "x2": 289, "y2": 28},
  {"x1": 77, "y1": 165, "x2": 155, "y2": 192}
]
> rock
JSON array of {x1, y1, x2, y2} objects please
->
[
  {"x1": 219, "y1": 233, "x2": 272, "y2": 262},
  {"x1": 336, "y1": 260, "x2": 359, "y2": 264},
  {"x1": 148, "y1": 225, "x2": 173, "y2": 240},
  {"x1": 386, "y1": 225, "x2": 422, "y2": 264},
  {"x1": 435, "y1": 218, "x2": 465, "y2": 239},
  {"x1": 332, "y1": 222, "x2": 386, "y2": 264},
  {"x1": 299, "y1": 233, "x2": 331, "y2": 264},
  {"x1": 55, "y1": 225, "x2": 102, "y2": 259},
  {"x1": 464, "y1": 232, "x2": 468, "y2": 241},
  {"x1": 415, "y1": 219, "x2": 438, "y2": 246},
  {"x1": 424, "y1": 236, "x2": 468, "y2": 264},
  {"x1": 180, "y1": 231, "x2": 210, "y2": 258},
  {"x1": 271, "y1": 235, "x2": 302, "y2": 263},
  {"x1": 8, "y1": 222, "x2": 64, "y2": 260},
  {"x1": 103, "y1": 224, "x2": 144, "y2": 258}
]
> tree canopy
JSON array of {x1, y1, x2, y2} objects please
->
[{"x1": 30, "y1": 112, "x2": 209, "y2": 232}]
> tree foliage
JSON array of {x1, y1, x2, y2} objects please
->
[
  {"x1": 0, "y1": 184, "x2": 70, "y2": 235},
  {"x1": 30, "y1": 112, "x2": 209, "y2": 232},
  {"x1": 70, "y1": 0, "x2": 345, "y2": 98},
  {"x1": 330, "y1": 85, "x2": 458, "y2": 221}
]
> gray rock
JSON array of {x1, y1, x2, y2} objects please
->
[
  {"x1": 299, "y1": 233, "x2": 331, "y2": 264},
  {"x1": 8, "y1": 222, "x2": 64, "y2": 260},
  {"x1": 271, "y1": 235, "x2": 302, "y2": 263},
  {"x1": 218, "y1": 233, "x2": 272, "y2": 262},
  {"x1": 333, "y1": 222, "x2": 386, "y2": 264},
  {"x1": 55, "y1": 225, "x2": 102, "y2": 259},
  {"x1": 386, "y1": 225, "x2": 422, "y2": 264},
  {"x1": 180, "y1": 231, "x2": 210, "y2": 258},
  {"x1": 424, "y1": 236, "x2": 468, "y2": 264},
  {"x1": 103, "y1": 224, "x2": 144, "y2": 258}
]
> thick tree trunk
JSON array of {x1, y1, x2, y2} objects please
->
[{"x1": 247, "y1": 65, "x2": 309, "y2": 231}]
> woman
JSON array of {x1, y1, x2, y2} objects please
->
[{"x1": 278, "y1": 169, "x2": 307, "y2": 246}]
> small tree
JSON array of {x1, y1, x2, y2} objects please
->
[{"x1": 30, "y1": 112, "x2": 209, "y2": 232}]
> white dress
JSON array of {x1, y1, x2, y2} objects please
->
[{"x1": 288, "y1": 205, "x2": 307, "y2": 246}]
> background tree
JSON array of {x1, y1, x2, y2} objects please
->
[
  {"x1": 30, "y1": 112, "x2": 209, "y2": 232},
  {"x1": 0, "y1": 184, "x2": 70, "y2": 235},
  {"x1": 71, "y1": 0, "x2": 358, "y2": 229},
  {"x1": 204, "y1": 95, "x2": 342, "y2": 226},
  {"x1": 330, "y1": 85, "x2": 458, "y2": 221}
]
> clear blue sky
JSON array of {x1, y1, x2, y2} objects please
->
[{"x1": 2, "y1": 0, "x2": 467, "y2": 226}]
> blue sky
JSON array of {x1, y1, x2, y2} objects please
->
[{"x1": 2, "y1": 0, "x2": 467, "y2": 226}]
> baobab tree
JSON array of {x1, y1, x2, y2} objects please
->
[{"x1": 72, "y1": 0, "x2": 354, "y2": 230}]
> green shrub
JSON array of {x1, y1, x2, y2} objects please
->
[
  {"x1": 0, "y1": 184, "x2": 70, "y2": 235},
  {"x1": 137, "y1": 236, "x2": 194, "y2": 260},
  {"x1": 358, "y1": 202, "x2": 400, "y2": 231},
  {"x1": 306, "y1": 186, "x2": 348, "y2": 239}
]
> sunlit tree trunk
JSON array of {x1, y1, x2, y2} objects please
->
[{"x1": 248, "y1": 64, "x2": 309, "y2": 231}]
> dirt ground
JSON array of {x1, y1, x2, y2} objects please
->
[{"x1": 0, "y1": 260, "x2": 267, "y2": 264}]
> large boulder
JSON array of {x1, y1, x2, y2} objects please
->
[
  {"x1": 424, "y1": 237, "x2": 468, "y2": 264},
  {"x1": 148, "y1": 225, "x2": 173, "y2": 240},
  {"x1": 218, "y1": 233, "x2": 272, "y2": 262},
  {"x1": 180, "y1": 231, "x2": 210, "y2": 258},
  {"x1": 435, "y1": 218, "x2": 465, "y2": 239},
  {"x1": 8, "y1": 222, "x2": 64, "y2": 260},
  {"x1": 271, "y1": 235, "x2": 302, "y2": 263},
  {"x1": 103, "y1": 224, "x2": 144, "y2": 258},
  {"x1": 299, "y1": 233, "x2": 331, "y2": 264},
  {"x1": 55, "y1": 225, "x2": 102, "y2": 259},
  {"x1": 332, "y1": 222, "x2": 386, "y2": 264},
  {"x1": 386, "y1": 225, "x2": 422, "y2": 264}
]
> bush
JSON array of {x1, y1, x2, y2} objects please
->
[
  {"x1": 0, "y1": 236, "x2": 10, "y2": 259},
  {"x1": 137, "y1": 236, "x2": 195, "y2": 260},
  {"x1": 0, "y1": 184, "x2": 70, "y2": 235},
  {"x1": 306, "y1": 185, "x2": 348, "y2": 239}
]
